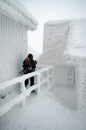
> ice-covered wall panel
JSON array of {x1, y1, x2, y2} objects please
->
[
  {"x1": 42, "y1": 22, "x2": 69, "y2": 65},
  {"x1": 64, "y1": 19, "x2": 86, "y2": 65},
  {"x1": 0, "y1": 14, "x2": 28, "y2": 83},
  {"x1": 67, "y1": 20, "x2": 86, "y2": 50},
  {"x1": 75, "y1": 63, "x2": 86, "y2": 117},
  {"x1": 39, "y1": 23, "x2": 67, "y2": 64},
  {"x1": 64, "y1": 19, "x2": 86, "y2": 115},
  {"x1": 38, "y1": 21, "x2": 74, "y2": 86}
]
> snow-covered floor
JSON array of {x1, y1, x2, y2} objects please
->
[{"x1": 0, "y1": 85, "x2": 86, "y2": 130}]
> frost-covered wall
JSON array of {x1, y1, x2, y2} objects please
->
[
  {"x1": 40, "y1": 21, "x2": 69, "y2": 65},
  {"x1": 38, "y1": 20, "x2": 74, "y2": 86},
  {"x1": 64, "y1": 19, "x2": 86, "y2": 115},
  {"x1": 75, "y1": 64, "x2": 86, "y2": 116},
  {"x1": 64, "y1": 19, "x2": 86, "y2": 65},
  {"x1": 0, "y1": 14, "x2": 28, "y2": 82},
  {"x1": 0, "y1": 0, "x2": 38, "y2": 83}
]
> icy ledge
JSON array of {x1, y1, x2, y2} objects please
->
[{"x1": 0, "y1": 0, "x2": 38, "y2": 30}]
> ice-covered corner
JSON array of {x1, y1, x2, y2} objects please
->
[{"x1": 38, "y1": 19, "x2": 86, "y2": 117}]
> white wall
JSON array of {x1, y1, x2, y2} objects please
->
[
  {"x1": 65, "y1": 19, "x2": 86, "y2": 53},
  {"x1": 38, "y1": 21, "x2": 74, "y2": 87},
  {"x1": 63, "y1": 19, "x2": 86, "y2": 114},
  {"x1": 43, "y1": 21, "x2": 69, "y2": 65},
  {"x1": 0, "y1": 14, "x2": 28, "y2": 83}
]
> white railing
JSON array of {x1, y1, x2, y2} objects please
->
[{"x1": 0, "y1": 65, "x2": 54, "y2": 117}]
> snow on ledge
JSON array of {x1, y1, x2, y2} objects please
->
[
  {"x1": 45, "y1": 19, "x2": 86, "y2": 26},
  {"x1": 45, "y1": 20, "x2": 70, "y2": 26},
  {"x1": 0, "y1": 0, "x2": 38, "y2": 30}
]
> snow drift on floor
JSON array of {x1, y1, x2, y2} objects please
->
[{"x1": 0, "y1": 86, "x2": 86, "y2": 130}]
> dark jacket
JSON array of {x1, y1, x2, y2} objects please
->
[{"x1": 23, "y1": 58, "x2": 36, "y2": 74}]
